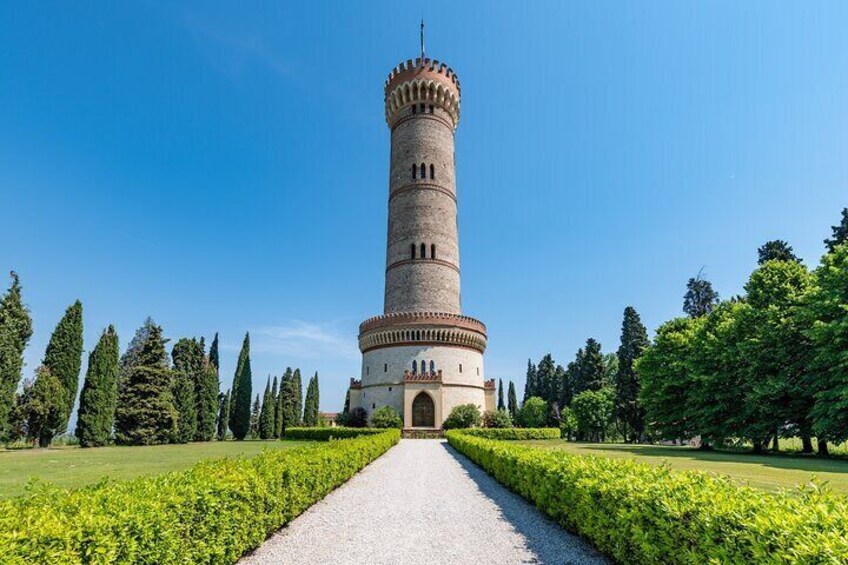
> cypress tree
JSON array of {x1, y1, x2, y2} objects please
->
[
  {"x1": 522, "y1": 360, "x2": 537, "y2": 403},
  {"x1": 250, "y1": 394, "x2": 261, "y2": 438},
  {"x1": 614, "y1": 307, "x2": 650, "y2": 443},
  {"x1": 536, "y1": 354, "x2": 556, "y2": 403},
  {"x1": 0, "y1": 272, "x2": 33, "y2": 439},
  {"x1": 270, "y1": 375, "x2": 279, "y2": 437},
  {"x1": 277, "y1": 369, "x2": 290, "y2": 436},
  {"x1": 824, "y1": 207, "x2": 848, "y2": 252},
  {"x1": 579, "y1": 338, "x2": 606, "y2": 393},
  {"x1": 216, "y1": 389, "x2": 230, "y2": 440},
  {"x1": 497, "y1": 378, "x2": 505, "y2": 411},
  {"x1": 208, "y1": 332, "x2": 220, "y2": 373},
  {"x1": 293, "y1": 368, "x2": 303, "y2": 425},
  {"x1": 507, "y1": 381, "x2": 518, "y2": 419},
  {"x1": 259, "y1": 377, "x2": 275, "y2": 439},
  {"x1": 757, "y1": 240, "x2": 800, "y2": 265},
  {"x1": 229, "y1": 333, "x2": 252, "y2": 440},
  {"x1": 26, "y1": 366, "x2": 68, "y2": 447},
  {"x1": 114, "y1": 323, "x2": 178, "y2": 445},
  {"x1": 75, "y1": 325, "x2": 119, "y2": 447},
  {"x1": 555, "y1": 364, "x2": 571, "y2": 408},
  {"x1": 196, "y1": 358, "x2": 219, "y2": 442},
  {"x1": 171, "y1": 338, "x2": 203, "y2": 443},
  {"x1": 42, "y1": 300, "x2": 83, "y2": 431},
  {"x1": 303, "y1": 372, "x2": 320, "y2": 426}
]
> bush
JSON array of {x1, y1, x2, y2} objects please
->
[
  {"x1": 517, "y1": 396, "x2": 548, "y2": 428},
  {"x1": 442, "y1": 404, "x2": 482, "y2": 429},
  {"x1": 456, "y1": 428, "x2": 559, "y2": 440},
  {"x1": 282, "y1": 427, "x2": 387, "y2": 440},
  {"x1": 482, "y1": 409, "x2": 513, "y2": 428},
  {"x1": 0, "y1": 430, "x2": 400, "y2": 563},
  {"x1": 370, "y1": 406, "x2": 403, "y2": 429},
  {"x1": 446, "y1": 432, "x2": 848, "y2": 563}
]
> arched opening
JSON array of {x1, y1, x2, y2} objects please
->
[
  {"x1": 430, "y1": 360, "x2": 435, "y2": 373},
  {"x1": 420, "y1": 243, "x2": 426, "y2": 259},
  {"x1": 431, "y1": 244, "x2": 436, "y2": 259},
  {"x1": 410, "y1": 243, "x2": 416, "y2": 259},
  {"x1": 420, "y1": 163, "x2": 426, "y2": 179},
  {"x1": 412, "y1": 392, "x2": 435, "y2": 427},
  {"x1": 412, "y1": 360, "x2": 417, "y2": 374},
  {"x1": 430, "y1": 164, "x2": 435, "y2": 179}
]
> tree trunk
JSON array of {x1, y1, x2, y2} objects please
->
[
  {"x1": 801, "y1": 434, "x2": 813, "y2": 454},
  {"x1": 771, "y1": 431, "x2": 779, "y2": 452},
  {"x1": 818, "y1": 438, "x2": 830, "y2": 456}
]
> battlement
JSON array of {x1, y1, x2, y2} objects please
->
[
  {"x1": 360, "y1": 311, "x2": 486, "y2": 334},
  {"x1": 384, "y1": 57, "x2": 461, "y2": 129},
  {"x1": 403, "y1": 370, "x2": 443, "y2": 383},
  {"x1": 484, "y1": 379, "x2": 496, "y2": 390},
  {"x1": 349, "y1": 378, "x2": 362, "y2": 390},
  {"x1": 385, "y1": 58, "x2": 461, "y2": 93}
]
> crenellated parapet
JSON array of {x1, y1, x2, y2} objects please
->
[
  {"x1": 404, "y1": 370, "x2": 443, "y2": 383},
  {"x1": 360, "y1": 312, "x2": 486, "y2": 334},
  {"x1": 384, "y1": 57, "x2": 461, "y2": 129},
  {"x1": 359, "y1": 311, "x2": 487, "y2": 354}
]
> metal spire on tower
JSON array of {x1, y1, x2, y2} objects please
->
[{"x1": 420, "y1": 18, "x2": 425, "y2": 62}]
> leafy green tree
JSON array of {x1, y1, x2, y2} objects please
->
[
  {"x1": 75, "y1": 326, "x2": 120, "y2": 447},
  {"x1": 497, "y1": 378, "x2": 505, "y2": 411},
  {"x1": 572, "y1": 388, "x2": 614, "y2": 442},
  {"x1": 114, "y1": 323, "x2": 178, "y2": 445},
  {"x1": 303, "y1": 372, "x2": 320, "y2": 426},
  {"x1": 208, "y1": 332, "x2": 220, "y2": 373},
  {"x1": 558, "y1": 406, "x2": 578, "y2": 440},
  {"x1": 683, "y1": 271, "x2": 720, "y2": 318},
  {"x1": 0, "y1": 272, "x2": 33, "y2": 439},
  {"x1": 824, "y1": 208, "x2": 848, "y2": 252},
  {"x1": 216, "y1": 389, "x2": 230, "y2": 440},
  {"x1": 229, "y1": 333, "x2": 252, "y2": 440},
  {"x1": 522, "y1": 360, "x2": 537, "y2": 403},
  {"x1": 371, "y1": 406, "x2": 403, "y2": 428},
  {"x1": 758, "y1": 240, "x2": 800, "y2": 265},
  {"x1": 638, "y1": 317, "x2": 701, "y2": 441},
  {"x1": 26, "y1": 366, "x2": 68, "y2": 447},
  {"x1": 507, "y1": 381, "x2": 518, "y2": 420},
  {"x1": 171, "y1": 338, "x2": 203, "y2": 444},
  {"x1": 270, "y1": 375, "x2": 279, "y2": 437},
  {"x1": 443, "y1": 404, "x2": 482, "y2": 429},
  {"x1": 259, "y1": 377, "x2": 275, "y2": 439},
  {"x1": 42, "y1": 300, "x2": 83, "y2": 431},
  {"x1": 614, "y1": 306, "x2": 650, "y2": 443},
  {"x1": 518, "y1": 396, "x2": 548, "y2": 428},
  {"x1": 250, "y1": 394, "x2": 261, "y2": 438}
]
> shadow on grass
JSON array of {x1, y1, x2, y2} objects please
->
[{"x1": 440, "y1": 442, "x2": 609, "y2": 565}]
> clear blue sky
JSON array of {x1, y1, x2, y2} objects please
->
[{"x1": 2, "y1": 2, "x2": 847, "y2": 414}]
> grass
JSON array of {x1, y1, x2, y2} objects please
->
[
  {"x1": 0, "y1": 439, "x2": 310, "y2": 499},
  {"x1": 518, "y1": 440, "x2": 848, "y2": 493}
]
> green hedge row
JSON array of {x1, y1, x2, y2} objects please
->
[
  {"x1": 282, "y1": 427, "x2": 387, "y2": 441},
  {"x1": 446, "y1": 431, "x2": 848, "y2": 563},
  {"x1": 0, "y1": 430, "x2": 400, "y2": 564},
  {"x1": 454, "y1": 427, "x2": 560, "y2": 440}
]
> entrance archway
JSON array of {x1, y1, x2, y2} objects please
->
[{"x1": 412, "y1": 392, "x2": 435, "y2": 427}]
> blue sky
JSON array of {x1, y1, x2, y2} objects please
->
[{"x1": 2, "y1": 2, "x2": 847, "y2": 414}]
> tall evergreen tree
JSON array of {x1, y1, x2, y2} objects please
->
[
  {"x1": 277, "y1": 368, "x2": 291, "y2": 436},
  {"x1": 0, "y1": 272, "x2": 33, "y2": 439},
  {"x1": 119, "y1": 317, "x2": 156, "y2": 381},
  {"x1": 575, "y1": 339, "x2": 605, "y2": 394},
  {"x1": 250, "y1": 394, "x2": 261, "y2": 438},
  {"x1": 614, "y1": 307, "x2": 650, "y2": 443},
  {"x1": 196, "y1": 358, "x2": 219, "y2": 442},
  {"x1": 26, "y1": 366, "x2": 67, "y2": 447},
  {"x1": 259, "y1": 377, "x2": 275, "y2": 439},
  {"x1": 497, "y1": 379, "x2": 505, "y2": 411},
  {"x1": 536, "y1": 354, "x2": 556, "y2": 403},
  {"x1": 75, "y1": 326, "x2": 119, "y2": 447},
  {"x1": 171, "y1": 338, "x2": 203, "y2": 443},
  {"x1": 522, "y1": 360, "x2": 537, "y2": 403},
  {"x1": 114, "y1": 322, "x2": 178, "y2": 445},
  {"x1": 824, "y1": 207, "x2": 848, "y2": 253},
  {"x1": 683, "y1": 271, "x2": 720, "y2": 318},
  {"x1": 507, "y1": 381, "x2": 518, "y2": 419},
  {"x1": 270, "y1": 375, "x2": 279, "y2": 437},
  {"x1": 292, "y1": 368, "x2": 303, "y2": 425},
  {"x1": 216, "y1": 389, "x2": 230, "y2": 440},
  {"x1": 42, "y1": 300, "x2": 83, "y2": 431},
  {"x1": 303, "y1": 372, "x2": 320, "y2": 426},
  {"x1": 208, "y1": 332, "x2": 220, "y2": 373},
  {"x1": 758, "y1": 240, "x2": 800, "y2": 265},
  {"x1": 229, "y1": 333, "x2": 252, "y2": 440},
  {"x1": 555, "y1": 364, "x2": 570, "y2": 408}
]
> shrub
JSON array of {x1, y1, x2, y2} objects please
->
[
  {"x1": 446, "y1": 432, "x2": 848, "y2": 563},
  {"x1": 442, "y1": 404, "x2": 482, "y2": 429},
  {"x1": 482, "y1": 409, "x2": 512, "y2": 428},
  {"x1": 517, "y1": 396, "x2": 548, "y2": 428},
  {"x1": 0, "y1": 430, "x2": 399, "y2": 564},
  {"x1": 282, "y1": 427, "x2": 386, "y2": 440},
  {"x1": 370, "y1": 406, "x2": 403, "y2": 429},
  {"x1": 571, "y1": 388, "x2": 614, "y2": 442},
  {"x1": 456, "y1": 428, "x2": 559, "y2": 440},
  {"x1": 343, "y1": 407, "x2": 369, "y2": 428}
]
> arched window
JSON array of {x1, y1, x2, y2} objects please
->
[
  {"x1": 429, "y1": 105, "x2": 434, "y2": 114},
  {"x1": 412, "y1": 164, "x2": 417, "y2": 180},
  {"x1": 412, "y1": 105, "x2": 417, "y2": 114},
  {"x1": 420, "y1": 163, "x2": 426, "y2": 179},
  {"x1": 419, "y1": 103, "x2": 425, "y2": 113},
  {"x1": 430, "y1": 360, "x2": 435, "y2": 373},
  {"x1": 420, "y1": 243, "x2": 426, "y2": 258},
  {"x1": 410, "y1": 243, "x2": 416, "y2": 259},
  {"x1": 430, "y1": 164, "x2": 435, "y2": 179},
  {"x1": 431, "y1": 244, "x2": 436, "y2": 260},
  {"x1": 412, "y1": 360, "x2": 417, "y2": 374},
  {"x1": 420, "y1": 360, "x2": 426, "y2": 373}
]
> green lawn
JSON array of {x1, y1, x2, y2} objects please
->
[
  {"x1": 0, "y1": 440, "x2": 310, "y2": 499},
  {"x1": 519, "y1": 440, "x2": 848, "y2": 493}
]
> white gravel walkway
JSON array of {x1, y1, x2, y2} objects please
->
[{"x1": 240, "y1": 439, "x2": 608, "y2": 565}]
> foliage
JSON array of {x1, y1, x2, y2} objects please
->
[
  {"x1": 171, "y1": 338, "x2": 203, "y2": 444},
  {"x1": 572, "y1": 338, "x2": 605, "y2": 395},
  {"x1": 497, "y1": 378, "x2": 504, "y2": 411},
  {"x1": 571, "y1": 388, "x2": 614, "y2": 442},
  {"x1": 282, "y1": 426, "x2": 390, "y2": 440},
  {"x1": 26, "y1": 366, "x2": 68, "y2": 447},
  {"x1": 279, "y1": 367, "x2": 299, "y2": 431},
  {"x1": 517, "y1": 397, "x2": 548, "y2": 428},
  {"x1": 114, "y1": 323, "x2": 178, "y2": 446},
  {"x1": 757, "y1": 239, "x2": 800, "y2": 264},
  {"x1": 442, "y1": 403, "x2": 482, "y2": 430},
  {"x1": 340, "y1": 407, "x2": 369, "y2": 428},
  {"x1": 228, "y1": 333, "x2": 252, "y2": 441},
  {"x1": 302, "y1": 372, "x2": 320, "y2": 426},
  {"x1": 522, "y1": 359, "x2": 536, "y2": 403},
  {"x1": 454, "y1": 427, "x2": 558, "y2": 440},
  {"x1": 75, "y1": 326, "x2": 120, "y2": 447},
  {"x1": 41, "y1": 300, "x2": 83, "y2": 432},
  {"x1": 216, "y1": 390, "x2": 230, "y2": 441},
  {"x1": 824, "y1": 207, "x2": 848, "y2": 252},
  {"x1": 195, "y1": 360, "x2": 219, "y2": 442},
  {"x1": 482, "y1": 409, "x2": 513, "y2": 428},
  {"x1": 683, "y1": 271, "x2": 719, "y2": 318},
  {"x1": 270, "y1": 376, "x2": 279, "y2": 438},
  {"x1": 0, "y1": 430, "x2": 400, "y2": 564},
  {"x1": 446, "y1": 433, "x2": 848, "y2": 564},
  {"x1": 369, "y1": 406, "x2": 403, "y2": 429},
  {"x1": 249, "y1": 394, "x2": 261, "y2": 438},
  {"x1": 291, "y1": 369, "x2": 303, "y2": 426},
  {"x1": 558, "y1": 407, "x2": 578, "y2": 440},
  {"x1": 258, "y1": 378, "x2": 275, "y2": 439},
  {"x1": 507, "y1": 381, "x2": 518, "y2": 420},
  {"x1": 208, "y1": 332, "x2": 220, "y2": 373},
  {"x1": 614, "y1": 306, "x2": 649, "y2": 442},
  {"x1": 0, "y1": 272, "x2": 33, "y2": 440}
]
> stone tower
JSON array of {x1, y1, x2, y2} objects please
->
[{"x1": 348, "y1": 40, "x2": 494, "y2": 429}]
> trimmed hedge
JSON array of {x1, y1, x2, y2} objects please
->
[
  {"x1": 282, "y1": 427, "x2": 387, "y2": 441},
  {"x1": 446, "y1": 431, "x2": 848, "y2": 563},
  {"x1": 0, "y1": 430, "x2": 399, "y2": 564},
  {"x1": 455, "y1": 427, "x2": 560, "y2": 440}
]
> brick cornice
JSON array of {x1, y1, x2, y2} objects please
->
[
  {"x1": 386, "y1": 258, "x2": 459, "y2": 274},
  {"x1": 389, "y1": 182, "x2": 456, "y2": 203}
]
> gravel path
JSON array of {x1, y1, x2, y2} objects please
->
[{"x1": 240, "y1": 439, "x2": 608, "y2": 565}]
